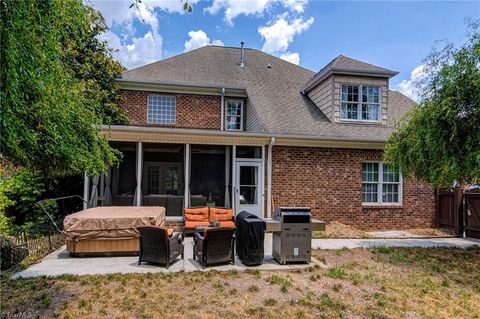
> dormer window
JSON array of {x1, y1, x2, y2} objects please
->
[
  {"x1": 341, "y1": 85, "x2": 380, "y2": 122},
  {"x1": 225, "y1": 100, "x2": 243, "y2": 131}
]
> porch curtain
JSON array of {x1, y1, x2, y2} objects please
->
[
  {"x1": 89, "y1": 175, "x2": 99, "y2": 207},
  {"x1": 224, "y1": 146, "x2": 230, "y2": 208},
  {"x1": 112, "y1": 167, "x2": 119, "y2": 199},
  {"x1": 103, "y1": 167, "x2": 112, "y2": 206}
]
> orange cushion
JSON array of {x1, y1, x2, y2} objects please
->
[
  {"x1": 185, "y1": 221, "x2": 210, "y2": 229},
  {"x1": 185, "y1": 207, "x2": 209, "y2": 222},
  {"x1": 219, "y1": 221, "x2": 235, "y2": 228},
  {"x1": 209, "y1": 208, "x2": 234, "y2": 222}
]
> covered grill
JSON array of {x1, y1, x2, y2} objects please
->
[
  {"x1": 272, "y1": 207, "x2": 311, "y2": 264},
  {"x1": 235, "y1": 211, "x2": 265, "y2": 266}
]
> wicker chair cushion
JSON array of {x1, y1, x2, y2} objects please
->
[
  {"x1": 185, "y1": 221, "x2": 210, "y2": 228},
  {"x1": 219, "y1": 221, "x2": 235, "y2": 228},
  {"x1": 185, "y1": 207, "x2": 209, "y2": 222},
  {"x1": 209, "y1": 208, "x2": 233, "y2": 222}
]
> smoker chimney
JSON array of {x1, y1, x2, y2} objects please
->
[{"x1": 240, "y1": 41, "x2": 245, "y2": 67}]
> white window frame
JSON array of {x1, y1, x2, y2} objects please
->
[
  {"x1": 362, "y1": 161, "x2": 403, "y2": 205},
  {"x1": 147, "y1": 95, "x2": 176, "y2": 124},
  {"x1": 225, "y1": 100, "x2": 244, "y2": 131},
  {"x1": 340, "y1": 84, "x2": 381, "y2": 123}
]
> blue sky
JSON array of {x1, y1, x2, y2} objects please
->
[{"x1": 91, "y1": 0, "x2": 479, "y2": 99}]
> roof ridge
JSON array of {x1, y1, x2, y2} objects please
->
[
  {"x1": 122, "y1": 45, "x2": 209, "y2": 74},
  {"x1": 250, "y1": 48, "x2": 315, "y2": 73}
]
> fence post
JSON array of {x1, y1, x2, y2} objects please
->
[
  {"x1": 453, "y1": 187, "x2": 464, "y2": 237},
  {"x1": 48, "y1": 233, "x2": 52, "y2": 251}
]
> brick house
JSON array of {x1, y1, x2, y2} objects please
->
[{"x1": 89, "y1": 45, "x2": 436, "y2": 230}]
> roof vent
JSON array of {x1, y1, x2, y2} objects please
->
[
  {"x1": 240, "y1": 41, "x2": 245, "y2": 67},
  {"x1": 267, "y1": 63, "x2": 272, "y2": 69}
]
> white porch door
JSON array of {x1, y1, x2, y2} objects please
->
[{"x1": 236, "y1": 161, "x2": 263, "y2": 217}]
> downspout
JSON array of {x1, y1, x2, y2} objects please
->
[
  {"x1": 267, "y1": 137, "x2": 276, "y2": 218},
  {"x1": 220, "y1": 87, "x2": 225, "y2": 130}
]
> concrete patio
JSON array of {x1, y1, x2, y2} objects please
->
[
  {"x1": 13, "y1": 234, "x2": 480, "y2": 279},
  {"x1": 13, "y1": 233, "x2": 324, "y2": 279},
  {"x1": 312, "y1": 237, "x2": 480, "y2": 250}
]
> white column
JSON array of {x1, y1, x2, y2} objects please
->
[
  {"x1": 267, "y1": 137, "x2": 276, "y2": 218},
  {"x1": 231, "y1": 145, "x2": 236, "y2": 213},
  {"x1": 83, "y1": 172, "x2": 89, "y2": 210},
  {"x1": 184, "y1": 143, "x2": 190, "y2": 209},
  {"x1": 224, "y1": 146, "x2": 230, "y2": 208},
  {"x1": 261, "y1": 144, "x2": 265, "y2": 218},
  {"x1": 135, "y1": 141, "x2": 143, "y2": 207}
]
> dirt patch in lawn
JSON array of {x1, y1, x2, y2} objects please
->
[
  {"x1": 313, "y1": 221, "x2": 455, "y2": 239},
  {"x1": 407, "y1": 227, "x2": 455, "y2": 237},
  {"x1": 313, "y1": 221, "x2": 370, "y2": 239},
  {"x1": 2, "y1": 246, "x2": 479, "y2": 319}
]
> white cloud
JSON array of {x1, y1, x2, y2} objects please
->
[
  {"x1": 205, "y1": 0, "x2": 309, "y2": 25},
  {"x1": 99, "y1": 30, "x2": 162, "y2": 69},
  {"x1": 279, "y1": 52, "x2": 300, "y2": 65},
  {"x1": 395, "y1": 64, "x2": 426, "y2": 101},
  {"x1": 92, "y1": 0, "x2": 193, "y2": 68},
  {"x1": 258, "y1": 16, "x2": 313, "y2": 53},
  {"x1": 184, "y1": 30, "x2": 224, "y2": 52}
]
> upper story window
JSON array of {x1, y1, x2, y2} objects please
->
[
  {"x1": 225, "y1": 100, "x2": 243, "y2": 131},
  {"x1": 362, "y1": 162, "x2": 402, "y2": 204},
  {"x1": 147, "y1": 95, "x2": 176, "y2": 124},
  {"x1": 341, "y1": 85, "x2": 380, "y2": 122}
]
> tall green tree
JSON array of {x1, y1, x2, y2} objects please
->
[
  {"x1": 385, "y1": 20, "x2": 480, "y2": 188},
  {"x1": 0, "y1": 0, "x2": 124, "y2": 178}
]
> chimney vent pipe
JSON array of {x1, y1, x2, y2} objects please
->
[{"x1": 240, "y1": 41, "x2": 245, "y2": 67}]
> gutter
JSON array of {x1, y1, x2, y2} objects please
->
[
  {"x1": 100, "y1": 125, "x2": 389, "y2": 145},
  {"x1": 267, "y1": 137, "x2": 276, "y2": 218}
]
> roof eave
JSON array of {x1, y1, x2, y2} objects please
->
[
  {"x1": 115, "y1": 79, "x2": 247, "y2": 96},
  {"x1": 100, "y1": 125, "x2": 389, "y2": 149}
]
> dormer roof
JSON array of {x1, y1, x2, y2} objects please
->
[{"x1": 302, "y1": 55, "x2": 399, "y2": 93}]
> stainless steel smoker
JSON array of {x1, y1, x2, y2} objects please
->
[{"x1": 272, "y1": 207, "x2": 312, "y2": 264}]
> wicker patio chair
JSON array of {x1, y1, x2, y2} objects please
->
[
  {"x1": 138, "y1": 227, "x2": 184, "y2": 269},
  {"x1": 193, "y1": 227, "x2": 235, "y2": 268}
]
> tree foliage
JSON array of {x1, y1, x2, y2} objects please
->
[
  {"x1": 385, "y1": 20, "x2": 480, "y2": 188},
  {"x1": 0, "y1": 0, "x2": 124, "y2": 178}
]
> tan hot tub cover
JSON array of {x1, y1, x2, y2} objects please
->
[{"x1": 63, "y1": 206, "x2": 166, "y2": 241}]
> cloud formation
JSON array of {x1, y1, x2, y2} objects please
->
[
  {"x1": 92, "y1": 0, "x2": 199, "y2": 69},
  {"x1": 395, "y1": 64, "x2": 426, "y2": 101},
  {"x1": 205, "y1": 0, "x2": 308, "y2": 25},
  {"x1": 279, "y1": 52, "x2": 300, "y2": 65},
  {"x1": 184, "y1": 30, "x2": 224, "y2": 52},
  {"x1": 258, "y1": 15, "x2": 314, "y2": 64}
]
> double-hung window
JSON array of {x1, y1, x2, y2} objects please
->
[
  {"x1": 147, "y1": 95, "x2": 176, "y2": 124},
  {"x1": 341, "y1": 85, "x2": 380, "y2": 121},
  {"x1": 362, "y1": 162, "x2": 402, "y2": 204},
  {"x1": 225, "y1": 100, "x2": 243, "y2": 131}
]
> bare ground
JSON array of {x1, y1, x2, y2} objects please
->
[
  {"x1": 2, "y1": 246, "x2": 479, "y2": 319},
  {"x1": 313, "y1": 221, "x2": 455, "y2": 239}
]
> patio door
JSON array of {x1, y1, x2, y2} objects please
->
[{"x1": 236, "y1": 161, "x2": 263, "y2": 217}]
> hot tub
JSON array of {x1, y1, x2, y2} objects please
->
[{"x1": 64, "y1": 206, "x2": 165, "y2": 256}]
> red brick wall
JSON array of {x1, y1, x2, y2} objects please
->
[
  {"x1": 271, "y1": 146, "x2": 436, "y2": 230},
  {"x1": 119, "y1": 90, "x2": 222, "y2": 129}
]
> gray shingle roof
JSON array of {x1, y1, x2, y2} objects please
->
[{"x1": 119, "y1": 46, "x2": 414, "y2": 141}]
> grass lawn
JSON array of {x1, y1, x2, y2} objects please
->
[{"x1": 1, "y1": 247, "x2": 479, "y2": 319}]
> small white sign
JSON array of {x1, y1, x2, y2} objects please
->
[{"x1": 293, "y1": 248, "x2": 299, "y2": 256}]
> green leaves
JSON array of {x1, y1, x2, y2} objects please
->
[
  {"x1": 385, "y1": 20, "x2": 480, "y2": 188},
  {"x1": 0, "y1": 0, "x2": 125, "y2": 178}
]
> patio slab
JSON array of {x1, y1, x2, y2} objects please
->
[
  {"x1": 13, "y1": 234, "x2": 323, "y2": 279},
  {"x1": 312, "y1": 237, "x2": 480, "y2": 250}
]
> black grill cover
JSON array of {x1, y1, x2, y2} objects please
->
[{"x1": 235, "y1": 211, "x2": 265, "y2": 266}]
